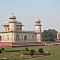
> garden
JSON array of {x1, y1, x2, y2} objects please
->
[{"x1": 0, "y1": 46, "x2": 60, "y2": 60}]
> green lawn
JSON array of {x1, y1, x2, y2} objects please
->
[{"x1": 0, "y1": 46, "x2": 60, "y2": 60}]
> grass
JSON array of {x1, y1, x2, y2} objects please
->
[{"x1": 0, "y1": 46, "x2": 60, "y2": 60}]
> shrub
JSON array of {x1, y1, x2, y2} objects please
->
[
  {"x1": 25, "y1": 48, "x2": 29, "y2": 51},
  {"x1": 30, "y1": 49, "x2": 35, "y2": 56},
  {"x1": 0, "y1": 50, "x2": 2, "y2": 53},
  {"x1": 1, "y1": 48, "x2": 4, "y2": 51},
  {"x1": 39, "y1": 48, "x2": 43, "y2": 53}
]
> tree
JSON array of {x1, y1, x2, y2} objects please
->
[{"x1": 41, "y1": 29, "x2": 57, "y2": 41}]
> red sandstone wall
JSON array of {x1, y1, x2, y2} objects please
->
[
  {"x1": 57, "y1": 32, "x2": 59, "y2": 40},
  {"x1": 0, "y1": 42, "x2": 12, "y2": 47}
]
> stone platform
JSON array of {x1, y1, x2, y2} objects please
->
[{"x1": 0, "y1": 42, "x2": 43, "y2": 47}]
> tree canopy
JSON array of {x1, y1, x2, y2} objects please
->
[{"x1": 41, "y1": 29, "x2": 57, "y2": 41}]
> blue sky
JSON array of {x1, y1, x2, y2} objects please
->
[{"x1": 0, "y1": 0, "x2": 60, "y2": 32}]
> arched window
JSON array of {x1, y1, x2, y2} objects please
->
[
  {"x1": 3, "y1": 35, "x2": 4, "y2": 40},
  {"x1": 7, "y1": 35, "x2": 9, "y2": 40},
  {"x1": 24, "y1": 35, "x2": 27, "y2": 41},
  {"x1": 20, "y1": 28, "x2": 21, "y2": 31},
  {"x1": 16, "y1": 35, "x2": 19, "y2": 40},
  {"x1": 8, "y1": 28, "x2": 9, "y2": 30},
  {"x1": 0, "y1": 35, "x2": 2, "y2": 41}
]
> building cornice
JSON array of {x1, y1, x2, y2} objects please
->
[{"x1": 0, "y1": 31, "x2": 36, "y2": 33}]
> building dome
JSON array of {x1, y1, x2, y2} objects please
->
[
  {"x1": 9, "y1": 13, "x2": 16, "y2": 19},
  {"x1": 36, "y1": 17, "x2": 41, "y2": 23}
]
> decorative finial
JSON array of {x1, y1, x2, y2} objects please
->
[
  {"x1": 9, "y1": 12, "x2": 16, "y2": 19},
  {"x1": 37, "y1": 17, "x2": 39, "y2": 20},
  {"x1": 12, "y1": 12, "x2": 13, "y2": 15},
  {"x1": 36, "y1": 17, "x2": 41, "y2": 23}
]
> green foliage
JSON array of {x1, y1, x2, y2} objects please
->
[
  {"x1": 0, "y1": 49, "x2": 2, "y2": 53},
  {"x1": 30, "y1": 49, "x2": 35, "y2": 56},
  {"x1": 25, "y1": 48, "x2": 29, "y2": 51},
  {"x1": 42, "y1": 29, "x2": 57, "y2": 41},
  {"x1": 39, "y1": 48, "x2": 43, "y2": 53},
  {"x1": 0, "y1": 46, "x2": 60, "y2": 60},
  {"x1": 1, "y1": 48, "x2": 4, "y2": 51}
]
